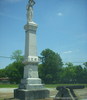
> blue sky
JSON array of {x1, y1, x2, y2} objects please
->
[{"x1": 0, "y1": 0, "x2": 87, "y2": 68}]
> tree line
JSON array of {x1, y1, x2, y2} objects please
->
[{"x1": 0, "y1": 49, "x2": 87, "y2": 84}]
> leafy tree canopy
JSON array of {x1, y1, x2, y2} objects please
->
[
  {"x1": 83, "y1": 62, "x2": 87, "y2": 68},
  {"x1": 65, "y1": 62, "x2": 73, "y2": 67},
  {"x1": 0, "y1": 69, "x2": 6, "y2": 78},
  {"x1": 11, "y1": 50, "x2": 24, "y2": 62},
  {"x1": 5, "y1": 61, "x2": 24, "y2": 84},
  {"x1": 39, "y1": 48, "x2": 63, "y2": 84},
  {"x1": 41, "y1": 48, "x2": 63, "y2": 68}
]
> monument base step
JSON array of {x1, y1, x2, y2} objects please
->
[
  {"x1": 19, "y1": 83, "x2": 44, "y2": 90},
  {"x1": 14, "y1": 88, "x2": 50, "y2": 100}
]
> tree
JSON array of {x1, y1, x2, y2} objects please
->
[
  {"x1": 38, "y1": 48, "x2": 63, "y2": 84},
  {"x1": 5, "y1": 61, "x2": 24, "y2": 84},
  {"x1": 83, "y1": 62, "x2": 87, "y2": 83},
  {"x1": 60, "y1": 66, "x2": 77, "y2": 84},
  {"x1": 65, "y1": 62, "x2": 73, "y2": 67},
  {"x1": 0, "y1": 50, "x2": 24, "y2": 84},
  {"x1": 75, "y1": 65, "x2": 84, "y2": 83},
  {"x1": 11, "y1": 50, "x2": 24, "y2": 62},
  {"x1": 83, "y1": 68, "x2": 87, "y2": 83},
  {"x1": 0, "y1": 69, "x2": 7, "y2": 78},
  {"x1": 83, "y1": 62, "x2": 87, "y2": 68}
]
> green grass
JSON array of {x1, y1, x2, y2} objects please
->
[
  {"x1": 0, "y1": 84, "x2": 87, "y2": 88},
  {"x1": 0, "y1": 84, "x2": 18, "y2": 88},
  {"x1": 45, "y1": 84, "x2": 87, "y2": 88}
]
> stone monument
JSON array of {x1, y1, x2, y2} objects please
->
[{"x1": 14, "y1": 0, "x2": 50, "y2": 100}]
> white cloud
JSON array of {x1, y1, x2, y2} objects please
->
[
  {"x1": 57, "y1": 12, "x2": 63, "y2": 16},
  {"x1": 63, "y1": 51, "x2": 72, "y2": 54}
]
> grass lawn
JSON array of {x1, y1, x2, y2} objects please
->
[
  {"x1": 45, "y1": 84, "x2": 87, "y2": 88},
  {"x1": 0, "y1": 84, "x2": 18, "y2": 88},
  {"x1": 0, "y1": 84, "x2": 87, "y2": 88}
]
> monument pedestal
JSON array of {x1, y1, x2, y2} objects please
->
[
  {"x1": 14, "y1": 63, "x2": 50, "y2": 100},
  {"x1": 19, "y1": 78, "x2": 44, "y2": 90},
  {"x1": 14, "y1": 89, "x2": 49, "y2": 100},
  {"x1": 14, "y1": 64, "x2": 50, "y2": 100},
  {"x1": 18, "y1": 63, "x2": 44, "y2": 90}
]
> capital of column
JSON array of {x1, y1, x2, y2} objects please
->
[{"x1": 24, "y1": 22, "x2": 38, "y2": 31}]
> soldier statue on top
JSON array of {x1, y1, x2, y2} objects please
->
[{"x1": 27, "y1": 0, "x2": 35, "y2": 23}]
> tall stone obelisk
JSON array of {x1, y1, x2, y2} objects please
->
[
  {"x1": 19, "y1": 0, "x2": 43, "y2": 90},
  {"x1": 14, "y1": 0, "x2": 49, "y2": 100}
]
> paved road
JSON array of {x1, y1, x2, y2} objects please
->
[
  {"x1": 0, "y1": 88, "x2": 87, "y2": 99},
  {"x1": 0, "y1": 88, "x2": 56, "y2": 93},
  {"x1": 0, "y1": 88, "x2": 16, "y2": 93},
  {"x1": 74, "y1": 88, "x2": 87, "y2": 99},
  {"x1": 0, "y1": 88, "x2": 57, "y2": 99}
]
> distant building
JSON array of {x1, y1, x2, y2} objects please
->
[{"x1": 0, "y1": 77, "x2": 10, "y2": 84}]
